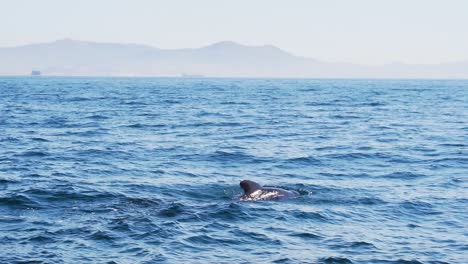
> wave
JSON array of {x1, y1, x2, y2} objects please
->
[
  {"x1": 125, "y1": 123, "x2": 166, "y2": 129},
  {"x1": 203, "y1": 203, "x2": 252, "y2": 222},
  {"x1": 380, "y1": 172, "x2": 427, "y2": 180},
  {"x1": 30, "y1": 137, "x2": 50, "y2": 142},
  {"x1": 0, "y1": 178, "x2": 18, "y2": 184},
  {"x1": 86, "y1": 114, "x2": 109, "y2": 120},
  {"x1": 210, "y1": 150, "x2": 254, "y2": 161},
  {"x1": 0, "y1": 194, "x2": 42, "y2": 209},
  {"x1": 397, "y1": 201, "x2": 442, "y2": 216},
  {"x1": 288, "y1": 209, "x2": 330, "y2": 222},
  {"x1": 178, "y1": 121, "x2": 245, "y2": 128},
  {"x1": 185, "y1": 234, "x2": 241, "y2": 246},
  {"x1": 0, "y1": 136, "x2": 20, "y2": 142},
  {"x1": 319, "y1": 257, "x2": 354, "y2": 264},
  {"x1": 173, "y1": 150, "x2": 270, "y2": 164},
  {"x1": 290, "y1": 232, "x2": 322, "y2": 240},
  {"x1": 75, "y1": 148, "x2": 131, "y2": 158},
  {"x1": 331, "y1": 114, "x2": 361, "y2": 119},
  {"x1": 284, "y1": 156, "x2": 321, "y2": 165},
  {"x1": 15, "y1": 151, "x2": 49, "y2": 157},
  {"x1": 158, "y1": 203, "x2": 186, "y2": 218}
]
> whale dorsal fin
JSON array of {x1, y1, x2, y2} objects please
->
[{"x1": 240, "y1": 180, "x2": 262, "y2": 195}]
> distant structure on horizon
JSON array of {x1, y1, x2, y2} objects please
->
[
  {"x1": 31, "y1": 70, "x2": 41, "y2": 76},
  {"x1": 0, "y1": 39, "x2": 465, "y2": 78}
]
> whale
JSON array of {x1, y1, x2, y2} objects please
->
[{"x1": 239, "y1": 180, "x2": 299, "y2": 201}]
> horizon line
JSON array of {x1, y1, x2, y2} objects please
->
[{"x1": 1, "y1": 74, "x2": 467, "y2": 81}]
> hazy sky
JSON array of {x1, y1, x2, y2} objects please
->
[{"x1": 1, "y1": 0, "x2": 467, "y2": 65}]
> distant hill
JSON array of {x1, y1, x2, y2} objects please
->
[{"x1": 0, "y1": 39, "x2": 466, "y2": 78}]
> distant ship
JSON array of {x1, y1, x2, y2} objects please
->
[{"x1": 31, "y1": 70, "x2": 41, "y2": 76}]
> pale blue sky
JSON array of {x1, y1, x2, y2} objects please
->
[{"x1": 1, "y1": 0, "x2": 467, "y2": 65}]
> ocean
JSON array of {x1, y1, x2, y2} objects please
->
[{"x1": 0, "y1": 77, "x2": 466, "y2": 263}]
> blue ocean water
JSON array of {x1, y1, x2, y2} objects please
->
[{"x1": 0, "y1": 77, "x2": 467, "y2": 263}]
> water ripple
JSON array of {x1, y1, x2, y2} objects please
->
[{"x1": 0, "y1": 77, "x2": 466, "y2": 263}]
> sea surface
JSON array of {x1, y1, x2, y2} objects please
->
[{"x1": 0, "y1": 77, "x2": 467, "y2": 263}]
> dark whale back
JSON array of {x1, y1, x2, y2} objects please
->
[
  {"x1": 240, "y1": 180, "x2": 300, "y2": 201},
  {"x1": 240, "y1": 180, "x2": 262, "y2": 195}
]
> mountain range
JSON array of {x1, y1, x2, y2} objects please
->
[{"x1": 0, "y1": 39, "x2": 466, "y2": 78}]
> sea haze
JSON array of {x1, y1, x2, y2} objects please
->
[
  {"x1": 0, "y1": 77, "x2": 467, "y2": 263},
  {"x1": 0, "y1": 39, "x2": 467, "y2": 78}
]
